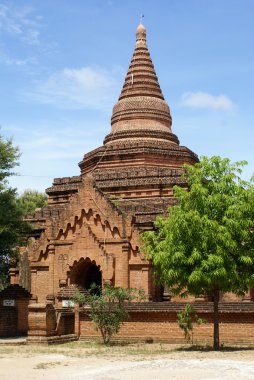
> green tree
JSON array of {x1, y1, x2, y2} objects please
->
[
  {"x1": 142, "y1": 156, "x2": 254, "y2": 350},
  {"x1": 0, "y1": 134, "x2": 29, "y2": 288},
  {"x1": 73, "y1": 284, "x2": 144, "y2": 345},
  {"x1": 0, "y1": 134, "x2": 19, "y2": 182},
  {"x1": 18, "y1": 189, "x2": 47, "y2": 215}
]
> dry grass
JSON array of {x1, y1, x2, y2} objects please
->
[
  {"x1": 1, "y1": 341, "x2": 254, "y2": 361},
  {"x1": 0, "y1": 341, "x2": 179, "y2": 358}
]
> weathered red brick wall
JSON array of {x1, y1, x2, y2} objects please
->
[
  {"x1": 28, "y1": 303, "x2": 56, "y2": 337},
  {"x1": 27, "y1": 304, "x2": 75, "y2": 339},
  {"x1": 0, "y1": 285, "x2": 31, "y2": 337},
  {"x1": 0, "y1": 307, "x2": 17, "y2": 337},
  {"x1": 78, "y1": 303, "x2": 254, "y2": 345},
  {"x1": 16, "y1": 299, "x2": 29, "y2": 333}
]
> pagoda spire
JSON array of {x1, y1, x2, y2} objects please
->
[
  {"x1": 104, "y1": 23, "x2": 178, "y2": 146},
  {"x1": 118, "y1": 23, "x2": 164, "y2": 102}
]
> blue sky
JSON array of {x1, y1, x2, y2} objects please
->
[{"x1": 0, "y1": 0, "x2": 253, "y2": 193}]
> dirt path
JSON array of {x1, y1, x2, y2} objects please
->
[{"x1": 1, "y1": 342, "x2": 254, "y2": 379}]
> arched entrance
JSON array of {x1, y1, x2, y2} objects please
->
[{"x1": 70, "y1": 258, "x2": 102, "y2": 290}]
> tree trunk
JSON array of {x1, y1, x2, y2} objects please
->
[{"x1": 213, "y1": 287, "x2": 220, "y2": 350}]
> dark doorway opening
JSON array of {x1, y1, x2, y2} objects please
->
[
  {"x1": 70, "y1": 258, "x2": 102, "y2": 291},
  {"x1": 84, "y1": 263, "x2": 102, "y2": 289}
]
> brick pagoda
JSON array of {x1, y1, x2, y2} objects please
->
[
  {"x1": 14, "y1": 22, "x2": 197, "y2": 305},
  {"x1": 7, "y1": 23, "x2": 254, "y2": 345}
]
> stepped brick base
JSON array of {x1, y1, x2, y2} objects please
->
[{"x1": 26, "y1": 334, "x2": 78, "y2": 345}]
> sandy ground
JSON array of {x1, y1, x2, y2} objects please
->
[{"x1": 1, "y1": 341, "x2": 254, "y2": 380}]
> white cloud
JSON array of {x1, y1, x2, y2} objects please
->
[
  {"x1": 0, "y1": 3, "x2": 45, "y2": 67},
  {"x1": 0, "y1": 52, "x2": 36, "y2": 66},
  {"x1": 24, "y1": 66, "x2": 123, "y2": 111},
  {"x1": 0, "y1": 3, "x2": 41, "y2": 45},
  {"x1": 2, "y1": 119, "x2": 106, "y2": 163},
  {"x1": 181, "y1": 92, "x2": 235, "y2": 110},
  {"x1": 2, "y1": 118, "x2": 108, "y2": 193}
]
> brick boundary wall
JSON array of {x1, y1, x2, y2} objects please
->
[{"x1": 78, "y1": 302, "x2": 254, "y2": 345}]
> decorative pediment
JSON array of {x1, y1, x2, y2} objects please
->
[{"x1": 27, "y1": 176, "x2": 136, "y2": 263}]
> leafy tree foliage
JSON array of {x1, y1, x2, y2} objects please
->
[
  {"x1": 73, "y1": 284, "x2": 144, "y2": 345},
  {"x1": 142, "y1": 156, "x2": 254, "y2": 350},
  {"x1": 18, "y1": 189, "x2": 47, "y2": 215},
  {"x1": 0, "y1": 134, "x2": 19, "y2": 182},
  {"x1": 0, "y1": 134, "x2": 30, "y2": 289}
]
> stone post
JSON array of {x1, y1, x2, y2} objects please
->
[
  {"x1": 121, "y1": 242, "x2": 129, "y2": 288},
  {"x1": 30, "y1": 269, "x2": 37, "y2": 298},
  {"x1": 48, "y1": 246, "x2": 55, "y2": 303}
]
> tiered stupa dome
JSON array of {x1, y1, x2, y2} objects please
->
[
  {"x1": 48, "y1": 23, "x2": 198, "y2": 228},
  {"x1": 104, "y1": 23, "x2": 179, "y2": 145}
]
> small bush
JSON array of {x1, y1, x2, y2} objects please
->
[
  {"x1": 73, "y1": 284, "x2": 144, "y2": 345},
  {"x1": 177, "y1": 303, "x2": 206, "y2": 344}
]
